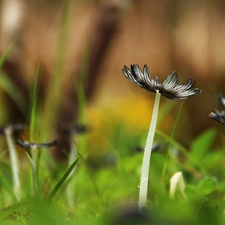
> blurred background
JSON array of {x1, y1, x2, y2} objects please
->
[{"x1": 0, "y1": 0, "x2": 225, "y2": 157}]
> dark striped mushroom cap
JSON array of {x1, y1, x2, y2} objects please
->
[{"x1": 122, "y1": 64, "x2": 201, "y2": 100}]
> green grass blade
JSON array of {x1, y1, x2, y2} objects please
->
[
  {"x1": 30, "y1": 61, "x2": 40, "y2": 142},
  {"x1": 0, "y1": 43, "x2": 14, "y2": 67},
  {"x1": 156, "y1": 130, "x2": 206, "y2": 174},
  {"x1": 162, "y1": 101, "x2": 185, "y2": 178},
  {"x1": 25, "y1": 152, "x2": 38, "y2": 194},
  {"x1": 49, "y1": 157, "x2": 79, "y2": 199},
  {"x1": 41, "y1": 0, "x2": 72, "y2": 139},
  {"x1": 0, "y1": 44, "x2": 27, "y2": 116},
  {"x1": 29, "y1": 62, "x2": 41, "y2": 190},
  {"x1": 0, "y1": 72, "x2": 27, "y2": 117}
]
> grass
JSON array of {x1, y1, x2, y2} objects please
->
[
  {"x1": 1, "y1": 9, "x2": 225, "y2": 225},
  {"x1": 0, "y1": 78, "x2": 224, "y2": 225}
]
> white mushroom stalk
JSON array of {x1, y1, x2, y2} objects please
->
[
  {"x1": 122, "y1": 64, "x2": 201, "y2": 209},
  {"x1": 138, "y1": 90, "x2": 161, "y2": 209}
]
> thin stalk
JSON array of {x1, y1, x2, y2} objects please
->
[
  {"x1": 31, "y1": 147, "x2": 39, "y2": 193},
  {"x1": 66, "y1": 135, "x2": 77, "y2": 207},
  {"x1": 29, "y1": 61, "x2": 40, "y2": 194},
  {"x1": 162, "y1": 101, "x2": 185, "y2": 179},
  {"x1": 25, "y1": 149, "x2": 38, "y2": 194},
  {"x1": 30, "y1": 60, "x2": 40, "y2": 143},
  {"x1": 156, "y1": 130, "x2": 206, "y2": 175},
  {"x1": 5, "y1": 127, "x2": 20, "y2": 200},
  {"x1": 138, "y1": 90, "x2": 161, "y2": 210}
]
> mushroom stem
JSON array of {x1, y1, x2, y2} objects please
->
[
  {"x1": 138, "y1": 90, "x2": 161, "y2": 210},
  {"x1": 5, "y1": 127, "x2": 20, "y2": 200}
]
